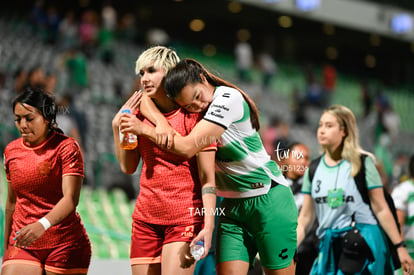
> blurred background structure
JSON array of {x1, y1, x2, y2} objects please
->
[{"x1": 0, "y1": 0, "x2": 413, "y2": 274}]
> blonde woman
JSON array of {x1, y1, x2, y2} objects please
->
[
  {"x1": 297, "y1": 104, "x2": 413, "y2": 275},
  {"x1": 112, "y1": 47, "x2": 216, "y2": 275}
]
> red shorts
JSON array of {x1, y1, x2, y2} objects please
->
[
  {"x1": 130, "y1": 219, "x2": 203, "y2": 265},
  {"x1": 2, "y1": 236, "x2": 91, "y2": 274}
]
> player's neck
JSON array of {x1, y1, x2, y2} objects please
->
[{"x1": 153, "y1": 97, "x2": 179, "y2": 113}]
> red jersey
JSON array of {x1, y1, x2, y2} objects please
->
[
  {"x1": 133, "y1": 108, "x2": 215, "y2": 225},
  {"x1": 4, "y1": 131, "x2": 89, "y2": 249}
]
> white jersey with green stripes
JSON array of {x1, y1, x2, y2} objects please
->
[
  {"x1": 203, "y1": 86, "x2": 288, "y2": 198},
  {"x1": 391, "y1": 179, "x2": 414, "y2": 256}
]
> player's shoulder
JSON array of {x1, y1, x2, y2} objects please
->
[
  {"x1": 4, "y1": 138, "x2": 22, "y2": 154},
  {"x1": 54, "y1": 131, "x2": 72, "y2": 144},
  {"x1": 54, "y1": 132, "x2": 81, "y2": 150},
  {"x1": 5, "y1": 137, "x2": 22, "y2": 148},
  {"x1": 215, "y1": 86, "x2": 241, "y2": 98}
]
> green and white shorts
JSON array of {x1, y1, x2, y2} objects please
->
[{"x1": 216, "y1": 184, "x2": 298, "y2": 269}]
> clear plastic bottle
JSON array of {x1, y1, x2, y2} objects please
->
[
  {"x1": 119, "y1": 109, "x2": 138, "y2": 150},
  {"x1": 190, "y1": 240, "x2": 205, "y2": 261}
]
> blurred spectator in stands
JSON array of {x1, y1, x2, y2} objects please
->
[
  {"x1": 44, "y1": 72, "x2": 57, "y2": 94},
  {"x1": 372, "y1": 93, "x2": 401, "y2": 187},
  {"x1": 305, "y1": 73, "x2": 324, "y2": 108},
  {"x1": 113, "y1": 79, "x2": 123, "y2": 99},
  {"x1": 146, "y1": 27, "x2": 170, "y2": 46},
  {"x1": 369, "y1": 94, "x2": 396, "y2": 189},
  {"x1": 112, "y1": 79, "x2": 126, "y2": 108},
  {"x1": 373, "y1": 91, "x2": 388, "y2": 142},
  {"x1": 391, "y1": 154, "x2": 414, "y2": 262},
  {"x1": 274, "y1": 141, "x2": 310, "y2": 203},
  {"x1": 30, "y1": 0, "x2": 46, "y2": 35},
  {"x1": 118, "y1": 13, "x2": 139, "y2": 43},
  {"x1": 23, "y1": 65, "x2": 46, "y2": 91},
  {"x1": 374, "y1": 92, "x2": 400, "y2": 144},
  {"x1": 13, "y1": 67, "x2": 28, "y2": 94},
  {"x1": 79, "y1": 9, "x2": 99, "y2": 58},
  {"x1": 392, "y1": 152, "x2": 410, "y2": 188},
  {"x1": 57, "y1": 93, "x2": 87, "y2": 151},
  {"x1": 360, "y1": 80, "x2": 373, "y2": 118},
  {"x1": 291, "y1": 85, "x2": 307, "y2": 125},
  {"x1": 258, "y1": 51, "x2": 277, "y2": 91},
  {"x1": 234, "y1": 30, "x2": 253, "y2": 83},
  {"x1": 62, "y1": 47, "x2": 88, "y2": 91},
  {"x1": 99, "y1": 2, "x2": 117, "y2": 65},
  {"x1": 58, "y1": 10, "x2": 79, "y2": 51},
  {"x1": 261, "y1": 116, "x2": 284, "y2": 159},
  {"x1": 381, "y1": 101, "x2": 400, "y2": 143},
  {"x1": 101, "y1": 1, "x2": 117, "y2": 31},
  {"x1": 44, "y1": 5, "x2": 60, "y2": 45},
  {"x1": 278, "y1": 141, "x2": 318, "y2": 275},
  {"x1": 56, "y1": 95, "x2": 84, "y2": 153},
  {"x1": 322, "y1": 63, "x2": 336, "y2": 107},
  {"x1": 374, "y1": 132, "x2": 394, "y2": 189},
  {"x1": 98, "y1": 29, "x2": 115, "y2": 65}
]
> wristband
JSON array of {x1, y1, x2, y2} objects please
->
[
  {"x1": 38, "y1": 217, "x2": 51, "y2": 231},
  {"x1": 394, "y1": 240, "x2": 406, "y2": 249}
]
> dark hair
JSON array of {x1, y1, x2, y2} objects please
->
[
  {"x1": 164, "y1": 58, "x2": 260, "y2": 131},
  {"x1": 12, "y1": 87, "x2": 63, "y2": 133},
  {"x1": 410, "y1": 154, "x2": 414, "y2": 178}
]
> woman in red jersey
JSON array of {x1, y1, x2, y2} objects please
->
[
  {"x1": 2, "y1": 87, "x2": 91, "y2": 275},
  {"x1": 112, "y1": 46, "x2": 216, "y2": 275}
]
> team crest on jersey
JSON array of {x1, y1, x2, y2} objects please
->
[{"x1": 38, "y1": 160, "x2": 51, "y2": 176}]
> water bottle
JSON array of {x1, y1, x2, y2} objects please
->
[
  {"x1": 190, "y1": 240, "x2": 205, "y2": 261},
  {"x1": 119, "y1": 109, "x2": 138, "y2": 150}
]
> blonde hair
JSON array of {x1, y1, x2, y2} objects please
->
[
  {"x1": 135, "y1": 46, "x2": 180, "y2": 75},
  {"x1": 323, "y1": 105, "x2": 375, "y2": 176}
]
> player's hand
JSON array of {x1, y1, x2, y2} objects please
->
[
  {"x1": 112, "y1": 90, "x2": 142, "y2": 128},
  {"x1": 13, "y1": 222, "x2": 46, "y2": 248},
  {"x1": 398, "y1": 247, "x2": 414, "y2": 275},
  {"x1": 155, "y1": 120, "x2": 176, "y2": 149},
  {"x1": 189, "y1": 227, "x2": 213, "y2": 260},
  {"x1": 119, "y1": 113, "x2": 144, "y2": 136}
]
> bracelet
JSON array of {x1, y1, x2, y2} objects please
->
[
  {"x1": 38, "y1": 217, "x2": 51, "y2": 231},
  {"x1": 394, "y1": 240, "x2": 407, "y2": 249}
]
